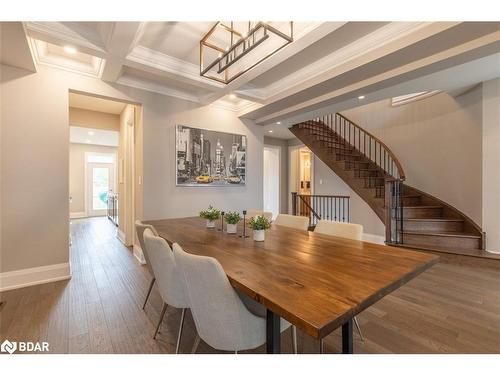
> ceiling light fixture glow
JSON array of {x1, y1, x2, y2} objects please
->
[
  {"x1": 276, "y1": 121, "x2": 281, "y2": 125},
  {"x1": 268, "y1": 130, "x2": 273, "y2": 133},
  {"x1": 358, "y1": 95, "x2": 365, "y2": 100},
  {"x1": 64, "y1": 46, "x2": 77, "y2": 54}
]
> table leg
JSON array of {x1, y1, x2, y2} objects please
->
[
  {"x1": 266, "y1": 309, "x2": 281, "y2": 354},
  {"x1": 342, "y1": 318, "x2": 354, "y2": 354}
]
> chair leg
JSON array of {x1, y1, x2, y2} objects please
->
[
  {"x1": 191, "y1": 333, "x2": 201, "y2": 354},
  {"x1": 291, "y1": 326, "x2": 298, "y2": 354},
  {"x1": 142, "y1": 277, "x2": 156, "y2": 310},
  {"x1": 354, "y1": 316, "x2": 364, "y2": 342},
  {"x1": 153, "y1": 302, "x2": 167, "y2": 339},
  {"x1": 175, "y1": 308, "x2": 187, "y2": 354}
]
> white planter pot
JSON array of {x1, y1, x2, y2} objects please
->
[
  {"x1": 253, "y1": 229, "x2": 265, "y2": 242},
  {"x1": 206, "y1": 220, "x2": 216, "y2": 228},
  {"x1": 226, "y1": 223, "x2": 237, "y2": 234}
]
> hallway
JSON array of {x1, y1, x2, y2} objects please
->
[{"x1": 1, "y1": 217, "x2": 499, "y2": 353}]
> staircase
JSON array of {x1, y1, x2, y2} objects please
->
[{"x1": 290, "y1": 113, "x2": 486, "y2": 255}]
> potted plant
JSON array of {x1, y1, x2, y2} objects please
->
[
  {"x1": 199, "y1": 205, "x2": 221, "y2": 228},
  {"x1": 225, "y1": 211, "x2": 241, "y2": 234},
  {"x1": 249, "y1": 215, "x2": 272, "y2": 242}
]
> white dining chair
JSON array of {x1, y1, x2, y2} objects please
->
[
  {"x1": 274, "y1": 214, "x2": 309, "y2": 231},
  {"x1": 246, "y1": 209, "x2": 273, "y2": 221},
  {"x1": 314, "y1": 219, "x2": 365, "y2": 345},
  {"x1": 173, "y1": 243, "x2": 293, "y2": 353},
  {"x1": 143, "y1": 229, "x2": 189, "y2": 353},
  {"x1": 135, "y1": 220, "x2": 159, "y2": 309},
  {"x1": 314, "y1": 220, "x2": 363, "y2": 240}
]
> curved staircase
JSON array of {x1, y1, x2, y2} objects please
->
[{"x1": 290, "y1": 113, "x2": 486, "y2": 255}]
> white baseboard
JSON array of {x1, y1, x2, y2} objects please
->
[
  {"x1": 70, "y1": 211, "x2": 87, "y2": 219},
  {"x1": 133, "y1": 244, "x2": 146, "y2": 265},
  {"x1": 117, "y1": 229, "x2": 126, "y2": 244},
  {"x1": 363, "y1": 233, "x2": 386, "y2": 244},
  {"x1": 0, "y1": 262, "x2": 71, "y2": 292}
]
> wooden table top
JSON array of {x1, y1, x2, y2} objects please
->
[{"x1": 146, "y1": 217, "x2": 438, "y2": 339}]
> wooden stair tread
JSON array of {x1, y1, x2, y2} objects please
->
[
  {"x1": 390, "y1": 243, "x2": 500, "y2": 261},
  {"x1": 404, "y1": 205, "x2": 442, "y2": 209},
  {"x1": 404, "y1": 218, "x2": 463, "y2": 222},
  {"x1": 402, "y1": 230, "x2": 481, "y2": 239}
]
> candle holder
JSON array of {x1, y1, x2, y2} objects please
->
[
  {"x1": 219, "y1": 211, "x2": 225, "y2": 231},
  {"x1": 239, "y1": 210, "x2": 250, "y2": 238}
]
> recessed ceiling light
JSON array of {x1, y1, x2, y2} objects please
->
[
  {"x1": 229, "y1": 94, "x2": 237, "y2": 100},
  {"x1": 64, "y1": 46, "x2": 77, "y2": 54},
  {"x1": 276, "y1": 121, "x2": 281, "y2": 125},
  {"x1": 268, "y1": 130, "x2": 273, "y2": 133},
  {"x1": 88, "y1": 131, "x2": 95, "y2": 136},
  {"x1": 358, "y1": 95, "x2": 365, "y2": 100}
]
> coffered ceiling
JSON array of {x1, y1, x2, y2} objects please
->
[{"x1": 2, "y1": 21, "x2": 499, "y2": 138}]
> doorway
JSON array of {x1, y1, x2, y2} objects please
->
[
  {"x1": 263, "y1": 146, "x2": 281, "y2": 219},
  {"x1": 288, "y1": 145, "x2": 314, "y2": 214},
  {"x1": 68, "y1": 91, "x2": 143, "y2": 252},
  {"x1": 86, "y1": 153, "x2": 116, "y2": 217}
]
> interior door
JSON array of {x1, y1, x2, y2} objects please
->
[
  {"x1": 87, "y1": 162, "x2": 115, "y2": 217},
  {"x1": 263, "y1": 146, "x2": 280, "y2": 219}
]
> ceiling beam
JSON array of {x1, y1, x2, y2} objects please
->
[
  {"x1": 101, "y1": 22, "x2": 144, "y2": 82},
  {"x1": 0, "y1": 22, "x2": 36, "y2": 72}
]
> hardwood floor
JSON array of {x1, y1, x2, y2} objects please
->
[{"x1": 1, "y1": 217, "x2": 499, "y2": 354}]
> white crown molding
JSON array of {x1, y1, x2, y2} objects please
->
[
  {"x1": 0, "y1": 263, "x2": 71, "y2": 292},
  {"x1": 29, "y1": 38, "x2": 105, "y2": 78},
  {"x1": 25, "y1": 22, "x2": 108, "y2": 56},
  {"x1": 116, "y1": 74, "x2": 201, "y2": 103},
  {"x1": 391, "y1": 90, "x2": 442, "y2": 106},
  {"x1": 126, "y1": 45, "x2": 223, "y2": 90}
]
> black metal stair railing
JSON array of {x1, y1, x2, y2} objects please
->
[{"x1": 291, "y1": 192, "x2": 350, "y2": 228}]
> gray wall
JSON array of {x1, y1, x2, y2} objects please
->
[
  {"x1": 0, "y1": 63, "x2": 264, "y2": 273},
  {"x1": 264, "y1": 136, "x2": 288, "y2": 214}
]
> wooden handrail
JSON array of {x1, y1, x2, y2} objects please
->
[
  {"x1": 297, "y1": 195, "x2": 321, "y2": 220},
  {"x1": 336, "y1": 113, "x2": 406, "y2": 181}
]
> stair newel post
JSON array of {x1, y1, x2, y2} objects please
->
[
  {"x1": 385, "y1": 177, "x2": 394, "y2": 244},
  {"x1": 292, "y1": 192, "x2": 297, "y2": 216}
]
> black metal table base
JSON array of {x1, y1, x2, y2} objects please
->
[
  {"x1": 266, "y1": 309, "x2": 281, "y2": 354},
  {"x1": 342, "y1": 318, "x2": 354, "y2": 354},
  {"x1": 265, "y1": 310, "x2": 354, "y2": 354}
]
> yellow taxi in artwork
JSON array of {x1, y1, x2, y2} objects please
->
[{"x1": 196, "y1": 174, "x2": 213, "y2": 184}]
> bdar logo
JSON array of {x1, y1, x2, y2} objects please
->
[{"x1": 1, "y1": 339, "x2": 17, "y2": 354}]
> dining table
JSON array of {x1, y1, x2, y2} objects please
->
[{"x1": 146, "y1": 216, "x2": 439, "y2": 354}]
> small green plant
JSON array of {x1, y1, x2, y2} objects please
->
[
  {"x1": 225, "y1": 211, "x2": 241, "y2": 225},
  {"x1": 199, "y1": 205, "x2": 221, "y2": 221},
  {"x1": 249, "y1": 215, "x2": 271, "y2": 231}
]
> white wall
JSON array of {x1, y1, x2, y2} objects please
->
[
  {"x1": 69, "y1": 143, "x2": 117, "y2": 215},
  {"x1": 482, "y1": 78, "x2": 500, "y2": 253},
  {"x1": 0, "y1": 63, "x2": 263, "y2": 276},
  {"x1": 343, "y1": 89, "x2": 483, "y2": 225}
]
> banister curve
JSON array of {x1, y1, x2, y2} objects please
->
[{"x1": 336, "y1": 113, "x2": 406, "y2": 181}]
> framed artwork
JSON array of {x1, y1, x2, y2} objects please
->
[{"x1": 175, "y1": 125, "x2": 247, "y2": 186}]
